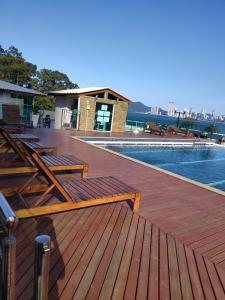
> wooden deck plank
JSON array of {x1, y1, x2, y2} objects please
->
[
  {"x1": 67, "y1": 205, "x2": 122, "y2": 300},
  {"x1": 167, "y1": 234, "x2": 182, "y2": 300},
  {"x1": 176, "y1": 240, "x2": 194, "y2": 300},
  {"x1": 123, "y1": 217, "x2": 145, "y2": 300},
  {"x1": 17, "y1": 209, "x2": 92, "y2": 299},
  {"x1": 93, "y1": 209, "x2": 133, "y2": 300},
  {"x1": 204, "y1": 259, "x2": 225, "y2": 299},
  {"x1": 149, "y1": 225, "x2": 160, "y2": 300},
  {"x1": 49, "y1": 205, "x2": 112, "y2": 299},
  {"x1": 159, "y1": 230, "x2": 170, "y2": 300},
  {"x1": 85, "y1": 206, "x2": 129, "y2": 300},
  {"x1": 185, "y1": 246, "x2": 205, "y2": 300},
  {"x1": 108, "y1": 214, "x2": 139, "y2": 300},
  {"x1": 194, "y1": 252, "x2": 216, "y2": 300},
  {"x1": 136, "y1": 220, "x2": 152, "y2": 300}
]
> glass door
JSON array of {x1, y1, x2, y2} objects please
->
[
  {"x1": 71, "y1": 99, "x2": 78, "y2": 129},
  {"x1": 94, "y1": 102, "x2": 113, "y2": 131}
]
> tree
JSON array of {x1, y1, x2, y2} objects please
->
[
  {"x1": 204, "y1": 124, "x2": 220, "y2": 134},
  {"x1": 0, "y1": 45, "x2": 80, "y2": 112},
  {"x1": 33, "y1": 96, "x2": 55, "y2": 113},
  {"x1": 0, "y1": 45, "x2": 37, "y2": 86},
  {"x1": 34, "y1": 68, "x2": 79, "y2": 93}
]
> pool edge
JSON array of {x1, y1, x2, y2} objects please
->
[{"x1": 72, "y1": 136, "x2": 225, "y2": 198}]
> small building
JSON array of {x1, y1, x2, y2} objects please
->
[
  {"x1": 0, "y1": 80, "x2": 45, "y2": 123},
  {"x1": 49, "y1": 87, "x2": 131, "y2": 132}
]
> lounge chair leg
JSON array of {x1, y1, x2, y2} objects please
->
[
  {"x1": 133, "y1": 192, "x2": 141, "y2": 212},
  {"x1": 82, "y1": 165, "x2": 89, "y2": 178}
]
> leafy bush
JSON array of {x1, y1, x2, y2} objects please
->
[{"x1": 204, "y1": 124, "x2": 220, "y2": 134}]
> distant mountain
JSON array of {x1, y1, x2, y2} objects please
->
[
  {"x1": 128, "y1": 101, "x2": 151, "y2": 113},
  {"x1": 128, "y1": 101, "x2": 167, "y2": 115}
]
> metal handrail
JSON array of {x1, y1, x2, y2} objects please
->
[
  {"x1": 34, "y1": 235, "x2": 51, "y2": 300},
  {"x1": 0, "y1": 192, "x2": 17, "y2": 232},
  {"x1": 0, "y1": 192, "x2": 17, "y2": 300}
]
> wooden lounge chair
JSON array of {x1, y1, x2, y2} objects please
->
[
  {"x1": 168, "y1": 125, "x2": 191, "y2": 136},
  {"x1": 0, "y1": 132, "x2": 88, "y2": 178},
  {"x1": 0, "y1": 133, "x2": 39, "y2": 142},
  {"x1": 0, "y1": 123, "x2": 23, "y2": 133},
  {"x1": 0, "y1": 128, "x2": 51, "y2": 155},
  {"x1": 2, "y1": 103, "x2": 27, "y2": 129},
  {"x1": 4, "y1": 142, "x2": 141, "y2": 219},
  {"x1": 145, "y1": 122, "x2": 165, "y2": 136}
]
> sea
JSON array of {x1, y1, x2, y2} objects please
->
[{"x1": 127, "y1": 112, "x2": 225, "y2": 134}]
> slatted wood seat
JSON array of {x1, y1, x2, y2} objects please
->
[
  {"x1": 0, "y1": 133, "x2": 39, "y2": 150},
  {"x1": 0, "y1": 126, "x2": 23, "y2": 133},
  {"x1": 0, "y1": 129, "x2": 88, "y2": 178},
  {"x1": 25, "y1": 141, "x2": 57, "y2": 155},
  {"x1": 8, "y1": 142, "x2": 141, "y2": 219},
  {"x1": 5, "y1": 133, "x2": 39, "y2": 141}
]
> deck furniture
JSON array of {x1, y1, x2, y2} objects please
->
[
  {"x1": 0, "y1": 125, "x2": 23, "y2": 134},
  {"x1": 168, "y1": 125, "x2": 191, "y2": 136},
  {"x1": 0, "y1": 128, "x2": 50, "y2": 155},
  {"x1": 145, "y1": 122, "x2": 165, "y2": 136},
  {"x1": 0, "y1": 131, "x2": 88, "y2": 178},
  {"x1": 0, "y1": 132, "x2": 40, "y2": 151},
  {"x1": 5, "y1": 142, "x2": 141, "y2": 219},
  {"x1": 2, "y1": 104, "x2": 27, "y2": 129}
]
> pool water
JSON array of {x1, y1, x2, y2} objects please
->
[{"x1": 106, "y1": 145, "x2": 225, "y2": 192}]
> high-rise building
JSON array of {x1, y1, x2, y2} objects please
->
[
  {"x1": 151, "y1": 106, "x2": 159, "y2": 115},
  {"x1": 168, "y1": 101, "x2": 175, "y2": 116}
]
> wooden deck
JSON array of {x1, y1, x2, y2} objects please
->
[
  {"x1": 3, "y1": 128, "x2": 225, "y2": 298},
  {"x1": 13, "y1": 204, "x2": 225, "y2": 299}
]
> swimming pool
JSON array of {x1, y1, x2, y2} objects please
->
[{"x1": 105, "y1": 145, "x2": 225, "y2": 192}]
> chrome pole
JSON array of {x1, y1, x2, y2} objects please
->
[
  {"x1": 1, "y1": 235, "x2": 17, "y2": 300},
  {"x1": 34, "y1": 235, "x2": 51, "y2": 300}
]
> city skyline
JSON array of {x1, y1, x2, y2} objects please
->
[{"x1": 1, "y1": 0, "x2": 225, "y2": 113}]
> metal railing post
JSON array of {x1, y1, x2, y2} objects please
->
[
  {"x1": 1, "y1": 235, "x2": 17, "y2": 300},
  {"x1": 34, "y1": 235, "x2": 51, "y2": 300},
  {"x1": 0, "y1": 192, "x2": 17, "y2": 300}
]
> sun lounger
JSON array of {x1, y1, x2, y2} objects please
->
[
  {"x1": 4, "y1": 142, "x2": 141, "y2": 219},
  {"x1": 0, "y1": 131, "x2": 88, "y2": 178},
  {"x1": 145, "y1": 122, "x2": 165, "y2": 135},
  {"x1": 0, "y1": 133, "x2": 39, "y2": 142},
  {"x1": 0, "y1": 125, "x2": 23, "y2": 134},
  {"x1": 168, "y1": 125, "x2": 191, "y2": 136},
  {"x1": 0, "y1": 128, "x2": 55, "y2": 155}
]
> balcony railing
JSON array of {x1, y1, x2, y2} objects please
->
[{"x1": 125, "y1": 120, "x2": 146, "y2": 131}]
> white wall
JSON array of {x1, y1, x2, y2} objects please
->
[{"x1": 54, "y1": 95, "x2": 69, "y2": 129}]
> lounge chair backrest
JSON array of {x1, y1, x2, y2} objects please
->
[
  {"x1": 147, "y1": 123, "x2": 161, "y2": 130},
  {"x1": 21, "y1": 142, "x2": 72, "y2": 202},
  {"x1": 2, "y1": 104, "x2": 21, "y2": 124},
  {"x1": 0, "y1": 128, "x2": 30, "y2": 164},
  {"x1": 169, "y1": 125, "x2": 178, "y2": 130}
]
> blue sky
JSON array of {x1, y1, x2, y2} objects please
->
[{"x1": 1, "y1": 0, "x2": 225, "y2": 114}]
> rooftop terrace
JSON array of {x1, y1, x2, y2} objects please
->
[{"x1": 2, "y1": 129, "x2": 225, "y2": 299}]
